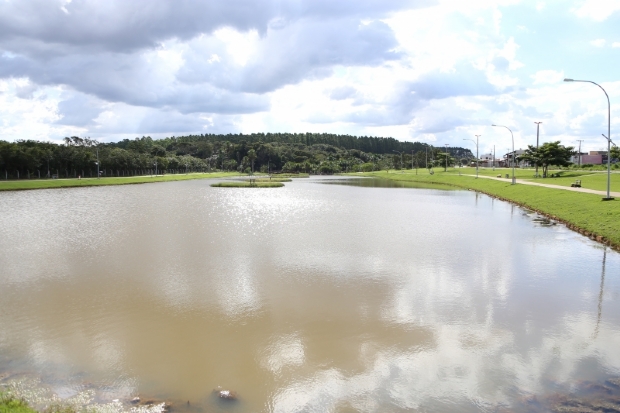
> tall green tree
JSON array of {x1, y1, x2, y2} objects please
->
[{"x1": 519, "y1": 141, "x2": 574, "y2": 177}]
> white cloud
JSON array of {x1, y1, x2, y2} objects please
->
[
  {"x1": 0, "y1": 0, "x2": 618, "y2": 150},
  {"x1": 572, "y1": 0, "x2": 620, "y2": 21},
  {"x1": 531, "y1": 69, "x2": 564, "y2": 85}
]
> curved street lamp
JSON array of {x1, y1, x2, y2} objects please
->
[
  {"x1": 491, "y1": 125, "x2": 516, "y2": 184},
  {"x1": 463, "y1": 135, "x2": 479, "y2": 178},
  {"x1": 534, "y1": 122, "x2": 542, "y2": 178},
  {"x1": 564, "y1": 78, "x2": 613, "y2": 200}
]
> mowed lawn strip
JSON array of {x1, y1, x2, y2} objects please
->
[
  {"x1": 0, "y1": 172, "x2": 241, "y2": 191},
  {"x1": 361, "y1": 170, "x2": 620, "y2": 248},
  {"x1": 451, "y1": 166, "x2": 620, "y2": 192}
]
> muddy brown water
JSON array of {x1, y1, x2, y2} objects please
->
[{"x1": 0, "y1": 176, "x2": 619, "y2": 412}]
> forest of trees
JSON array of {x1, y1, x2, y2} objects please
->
[{"x1": 0, "y1": 133, "x2": 474, "y2": 179}]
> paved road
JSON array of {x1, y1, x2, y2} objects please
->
[{"x1": 455, "y1": 174, "x2": 620, "y2": 198}]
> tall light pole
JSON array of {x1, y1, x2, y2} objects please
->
[
  {"x1": 493, "y1": 145, "x2": 495, "y2": 171},
  {"x1": 564, "y1": 78, "x2": 613, "y2": 200},
  {"x1": 492, "y1": 124, "x2": 516, "y2": 184},
  {"x1": 463, "y1": 136, "x2": 479, "y2": 178},
  {"x1": 444, "y1": 144, "x2": 449, "y2": 171},
  {"x1": 95, "y1": 148, "x2": 100, "y2": 179},
  {"x1": 534, "y1": 122, "x2": 542, "y2": 178},
  {"x1": 577, "y1": 139, "x2": 584, "y2": 167},
  {"x1": 392, "y1": 150, "x2": 403, "y2": 172}
]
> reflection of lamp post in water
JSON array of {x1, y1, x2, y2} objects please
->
[{"x1": 593, "y1": 247, "x2": 607, "y2": 339}]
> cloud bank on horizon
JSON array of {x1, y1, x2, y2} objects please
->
[{"x1": 0, "y1": 0, "x2": 619, "y2": 153}]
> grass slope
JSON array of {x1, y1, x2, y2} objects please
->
[
  {"x1": 361, "y1": 169, "x2": 620, "y2": 250},
  {"x1": 0, "y1": 172, "x2": 241, "y2": 191}
]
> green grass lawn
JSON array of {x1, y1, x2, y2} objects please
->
[
  {"x1": 522, "y1": 172, "x2": 620, "y2": 192},
  {"x1": 359, "y1": 169, "x2": 620, "y2": 249},
  {"x1": 0, "y1": 172, "x2": 241, "y2": 191},
  {"x1": 440, "y1": 166, "x2": 620, "y2": 192},
  {"x1": 272, "y1": 173, "x2": 310, "y2": 178},
  {"x1": 0, "y1": 393, "x2": 37, "y2": 413}
]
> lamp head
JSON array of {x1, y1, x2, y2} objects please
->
[
  {"x1": 563, "y1": 78, "x2": 574, "y2": 82},
  {"x1": 491, "y1": 124, "x2": 496, "y2": 127}
]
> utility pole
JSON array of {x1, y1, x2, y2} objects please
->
[
  {"x1": 493, "y1": 145, "x2": 495, "y2": 171},
  {"x1": 534, "y1": 122, "x2": 542, "y2": 177},
  {"x1": 577, "y1": 139, "x2": 584, "y2": 166}
]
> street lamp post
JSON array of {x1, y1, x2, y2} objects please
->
[
  {"x1": 444, "y1": 144, "x2": 449, "y2": 171},
  {"x1": 564, "y1": 78, "x2": 613, "y2": 200},
  {"x1": 534, "y1": 122, "x2": 542, "y2": 178},
  {"x1": 492, "y1": 125, "x2": 516, "y2": 184},
  {"x1": 154, "y1": 160, "x2": 158, "y2": 176},
  {"x1": 95, "y1": 148, "x2": 100, "y2": 179},
  {"x1": 463, "y1": 136, "x2": 479, "y2": 178}
]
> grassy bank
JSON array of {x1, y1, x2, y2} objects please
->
[
  {"x1": 0, "y1": 172, "x2": 241, "y2": 191},
  {"x1": 210, "y1": 181, "x2": 284, "y2": 188},
  {"x1": 360, "y1": 169, "x2": 620, "y2": 250},
  {"x1": 0, "y1": 392, "x2": 37, "y2": 413}
]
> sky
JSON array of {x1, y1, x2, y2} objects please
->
[{"x1": 0, "y1": 0, "x2": 619, "y2": 154}]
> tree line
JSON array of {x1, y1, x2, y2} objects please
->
[{"x1": 0, "y1": 133, "x2": 474, "y2": 179}]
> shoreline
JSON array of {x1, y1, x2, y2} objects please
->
[{"x1": 0, "y1": 172, "x2": 242, "y2": 192}]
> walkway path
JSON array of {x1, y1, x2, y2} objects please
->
[{"x1": 454, "y1": 173, "x2": 620, "y2": 198}]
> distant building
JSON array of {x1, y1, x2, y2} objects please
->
[
  {"x1": 570, "y1": 152, "x2": 588, "y2": 164},
  {"x1": 477, "y1": 153, "x2": 501, "y2": 167},
  {"x1": 504, "y1": 149, "x2": 528, "y2": 167}
]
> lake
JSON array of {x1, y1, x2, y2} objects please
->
[{"x1": 1, "y1": 176, "x2": 619, "y2": 412}]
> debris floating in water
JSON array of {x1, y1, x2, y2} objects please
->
[{"x1": 213, "y1": 386, "x2": 237, "y2": 400}]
